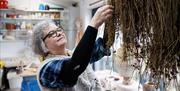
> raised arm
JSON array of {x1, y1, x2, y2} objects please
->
[{"x1": 60, "y1": 5, "x2": 114, "y2": 85}]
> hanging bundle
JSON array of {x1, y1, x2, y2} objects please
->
[
  {"x1": 103, "y1": 0, "x2": 117, "y2": 49},
  {"x1": 105, "y1": 0, "x2": 180, "y2": 88}
]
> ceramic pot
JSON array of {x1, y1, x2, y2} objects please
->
[
  {"x1": 116, "y1": 77, "x2": 142, "y2": 91},
  {"x1": 0, "y1": 0, "x2": 8, "y2": 9},
  {"x1": 143, "y1": 82, "x2": 156, "y2": 91}
]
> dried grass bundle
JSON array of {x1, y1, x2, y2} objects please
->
[
  {"x1": 105, "y1": 0, "x2": 180, "y2": 88},
  {"x1": 103, "y1": 0, "x2": 117, "y2": 49}
]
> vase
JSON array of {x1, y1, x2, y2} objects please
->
[
  {"x1": 114, "y1": 47, "x2": 136, "y2": 77},
  {"x1": 143, "y1": 82, "x2": 156, "y2": 91}
]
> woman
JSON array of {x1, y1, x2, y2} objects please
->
[{"x1": 32, "y1": 5, "x2": 113, "y2": 91}]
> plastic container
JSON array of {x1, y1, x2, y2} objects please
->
[
  {"x1": 0, "y1": 0, "x2": 8, "y2": 9},
  {"x1": 39, "y1": 4, "x2": 45, "y2": 10},
  {"x1": 21, "y1": 76, "x2": 41, "y2": 91},
  {"x1": 0, "y1": 69, "x2": 3, "y2": 87},
  {"x1": 7, "y1": 71, "x2": 23, "y2": 89}
]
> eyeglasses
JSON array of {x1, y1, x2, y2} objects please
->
[{"x1": 42, "y1": 28, "x2": 64, "y2": 41}]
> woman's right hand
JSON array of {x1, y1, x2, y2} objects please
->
[{"x1": 90, "y1": 5, "x2": 114, "y2": 29}]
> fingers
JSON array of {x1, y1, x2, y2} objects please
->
[
  {"x1": 101, "y1": 9, "x2": 113, "y2": 18},
  {"x1": 99, "y1": 5, "x2": 114, "y2": 24},
  {"x1": 100, "y1": 5, "x2": 114, "y2": 12},
  {"x1": 105, "y1": 14, "x2": 112, "y2": 20},
  {"x1": 89, "y1": 5, "x2": 114, "y2": 29},
  {"x1": 96, "y1": 5, "x2": 114, "y2": 17}
]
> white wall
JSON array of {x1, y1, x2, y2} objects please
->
[
  {"x1": 0, "y1": 41, "x2": 28, "y2": 58},
  {"x1": 80, "y1": 0, "x2": 92, "y2": 31},
  {"x1": 66, "y1": 6, "x2": 80, "y2": 49}
]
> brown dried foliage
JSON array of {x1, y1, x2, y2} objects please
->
[{"x1": 105, "y1": 0, "x2": 180, "y2": 87}]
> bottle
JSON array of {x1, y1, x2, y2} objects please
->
[
  {"x1": 39, "y1": 4, "x2": 45, "y2": 10},
  {"x1": 45, "y1": 5, "x2": 50, "y2": 10}
]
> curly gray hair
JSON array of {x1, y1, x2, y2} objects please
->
[{"x1": 32, "y1": 20, "x2": 54, "y2": 57}]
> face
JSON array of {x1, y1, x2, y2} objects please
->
[{"x1": 43, "y1": 23, "x2": 67, "y2": 52}]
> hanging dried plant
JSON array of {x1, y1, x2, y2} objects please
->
[
  {"x1": 105, "y1": 0, "x2": 180, "y2": 88},
  {"x1": 103, "y1": 0, "x2": 117, "y2": 49}
]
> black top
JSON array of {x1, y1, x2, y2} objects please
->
[{"x1": 59, "y1": 26, "x2": 98, "y2": 85}]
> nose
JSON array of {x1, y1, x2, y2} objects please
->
[{"x1": 57, "y1": 31, "x2": 63, "y2": 37}]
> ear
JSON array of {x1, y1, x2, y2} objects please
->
[{"x1": 41, "y1": 41, "x2": 49, "y2": 53}]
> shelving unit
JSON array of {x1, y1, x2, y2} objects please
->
[{"x1": 0, "y1": 8, "x2": 64, "y2": 41}]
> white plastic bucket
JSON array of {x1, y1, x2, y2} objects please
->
[
  {"x1": 0, "y1": 69, "x2": 3, "y2": 87},
  {"x1": 7, "y1": 71, "x2": 23, "y2": 89}
]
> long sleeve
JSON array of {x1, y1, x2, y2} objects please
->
[{"x1": 59, "y1": 26, "x2": 98, "y2": 85}]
